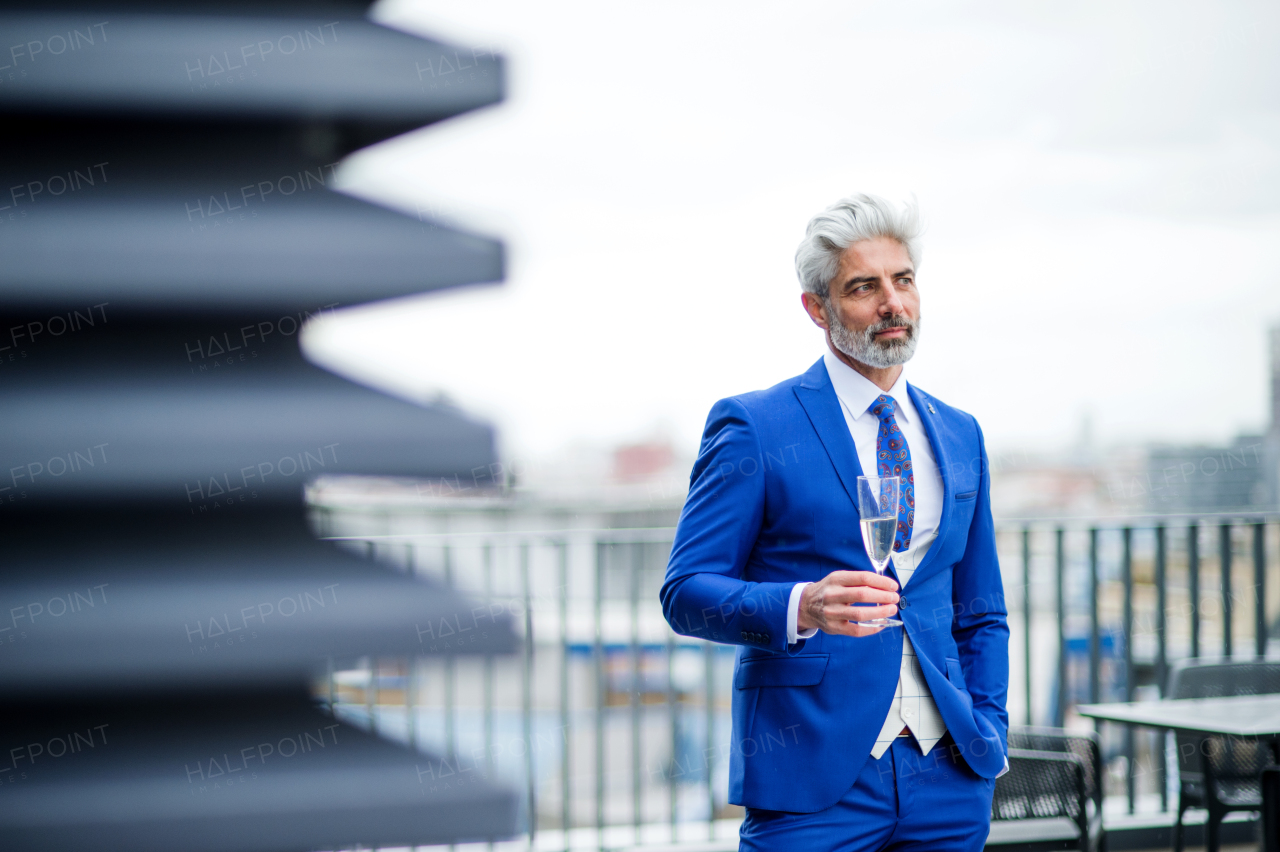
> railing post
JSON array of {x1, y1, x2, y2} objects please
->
[
  {"x1": 1089, "y1": 527, "x2": 1100, "y2": 705},
  {"x1": 1189, "y1": 523, "x2": 1200, "y2": 659},
  {"x1": 1155, "y1": 523, "x2": 1168, "y2": 812},
  {"x1": 326, "y1": 655, "x2": 335, "y2": 715},
  {"x1": 484, "y1": 541, "x2": 496, "y2": 850},
  {"x1": 594, "y1": 541, "x2": 605, "y2": 851},
  {"x1": 1055, "y1": 527, "x2": 1067, "y2": 728},
  {"x1": 1155, "y1": 525, "x2": 1168, "y2": 692},
  {"x1": 366, "y1": 656, "x2": 378, "y2": 734},
  {"x1": 1022, "y1": 525, "x2": 1032, "y2": 726},
  {"x1": 521, "y1": 542, "x2": 535, "y2": 848},
  {"x1": 1221, "y1": 522, "x2": 1233, "y2": 658},
  {"x1": 443, "y1": 544, "x2": 455, "y2": 758},
  {"x1": 705, "y1": 641, "x2": 716, "y2": 839},
  {"x1": 1255, "y1": 521, "x2": 1268, "y2": 659},
  {"x1": 406, "y1": 543, "x2": 418, "y2": 753},
  {"x1": 630, "y1": 542, "x2": 643, "y2": 842},
  {"x1": 666, "y1": 631, "x2": 678, "y2": 842},
  {"x1": 1122, "y1": 526, "x2": 1134, "y2": 815},
  {"x1": 558, "y1": 540, "x2": 571, "y2": 848}
]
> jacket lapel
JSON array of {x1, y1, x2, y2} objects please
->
[
  {"x1": 904, "y1": 382, "x2": 953, "y2": 586},
  {"x1": 793, "y1": 358, "x2": 865, "y2": 513}
]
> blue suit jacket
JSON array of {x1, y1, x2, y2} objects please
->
[{"x1": 660, "y1": 358, "x2": 1009, "y2": 813}]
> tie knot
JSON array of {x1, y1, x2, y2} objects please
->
[{"x1": 870, "y1": 395, "x2": 898, "y2": 422}]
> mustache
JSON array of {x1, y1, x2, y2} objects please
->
[{"x1": 865, "y1": 314, "x2": 917, "y2": 338}]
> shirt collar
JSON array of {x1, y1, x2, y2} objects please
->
[{"x1": 822, "y1": 348, "x2": 913, "y2": 423}]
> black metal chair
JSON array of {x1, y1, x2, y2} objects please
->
[
  {"x1": 1168, "y1": 659, "x2": 1280, "y2": 852},
  {"x1": 1009, "y1": 727, "x2": 1104, "y2": 820},
  {"x1": 987, "y1": 727, "x2": 1104, "y2": 852}
]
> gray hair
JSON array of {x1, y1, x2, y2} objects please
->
[{"x1": 794, "y1": 193, "x2": 923, "y2": 297}]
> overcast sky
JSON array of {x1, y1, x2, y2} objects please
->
[{"x1": 304, "y1": 0, "x2": 1280, "y2": 466}]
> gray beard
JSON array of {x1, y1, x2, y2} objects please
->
[{"x1": 826, "y1": 304, "x2": 920, "y2": 369}]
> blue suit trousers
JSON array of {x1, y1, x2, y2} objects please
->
[{"x1": 739, "y1": 734, "x2": 994, "y2": 852}]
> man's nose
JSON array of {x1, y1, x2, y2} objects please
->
[{"x1": 880, "y1": 278, "x2": 905, "y2": 315}]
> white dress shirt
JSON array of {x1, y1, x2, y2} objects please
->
[{"x1": 785, "y1": 349, "x2": 947, "y2": 757}]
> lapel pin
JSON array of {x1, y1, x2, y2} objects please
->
[{"x1": 927, "y1": 403, "x2": 937, "y2": 415}]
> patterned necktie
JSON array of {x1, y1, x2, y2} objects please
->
[{"x1": 870, "y1": 394, "x2": 914, "y2": 552}]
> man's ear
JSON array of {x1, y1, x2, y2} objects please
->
[{"x1": 801, "y1": 292, "x2": 830, "y2": 331}]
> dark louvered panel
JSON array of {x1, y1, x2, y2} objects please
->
[
  {"x1": 0, "y1": 372, "x2": 497, "y2": 504},
  {"x1": 0, "y1": 510, "x2": 518, "y2": 695},
  {"x1": 0, "y1": 689, "x2": 518, "y2": 852},
  {"x1": 0, "y1": 189, "x2": 503, "y2": 311},
  {"x1": 0, "y1": 13, "x2": 502, "y2": 127},
  {"x1": 0, "y1": 5, "x2": 517, "y2": 850},
  {"x1": 0, "y1": 8, "x2": 505, "y2": 311}
]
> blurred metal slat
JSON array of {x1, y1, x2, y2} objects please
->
[{"x1": 0, "y1": 5, "x2": 517, "y2": 850}]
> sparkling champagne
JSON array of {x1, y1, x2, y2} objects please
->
[
  {"x1": 859, "y1": 516, "x2": 897, "y2": 571},
  {"x1": 855, "y1": 474, "x2": 904, "y2": 627}
]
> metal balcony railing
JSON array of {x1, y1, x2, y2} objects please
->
[
  {"x1": 1007, "y1": 511, "x2": 1279, "y2": 821},
  {"x1": 314, "y1": 511, "x2": 1279, "y2": 850}
]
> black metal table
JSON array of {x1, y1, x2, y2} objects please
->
[
  {"x1": 1079, "y1": 695, "x2": 1280, "y2": 851},
  {"x1": 1078, "y1": 695, "x2": 1280, "y2": 741}
]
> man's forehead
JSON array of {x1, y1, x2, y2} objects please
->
[
  {"x1": 839, "y1": 235, "x2": 911, "y2": 266},
  {"x1": 839, "y1": 237, "x2": 912, "y2": 270}
]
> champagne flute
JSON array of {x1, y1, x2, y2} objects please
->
[{"x1": 855, "y1": 475, "x2": 903, "y2": 628}]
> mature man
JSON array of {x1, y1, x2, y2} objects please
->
[{"x1": 660, "y1": 194, "x2": 1008, "y2": 851}]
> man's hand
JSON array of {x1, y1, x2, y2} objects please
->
[{"x1": 798, "y1": 570, "x2": 899, "y2": 638}]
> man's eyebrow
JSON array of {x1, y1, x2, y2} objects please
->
[
  {"x1": 841, "y1": 275, "x2": 879, "y2": 289},
  {"x1": 839, "y1": 269, "x2": 914, "y2": 290}
]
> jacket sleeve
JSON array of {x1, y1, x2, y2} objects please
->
[
  {"x1": 951, "y1": 418, "x2": 1010, "y2": 754},
  {"x1": 660, "y1": 398, "x2": 798, "y2": 652}
]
